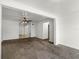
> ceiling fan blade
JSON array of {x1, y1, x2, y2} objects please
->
[{"x1": 27, "y1": 20, "x2": 32, "y2": 22}]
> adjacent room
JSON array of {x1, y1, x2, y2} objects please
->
[
  {"x1": 2, "y1": 6, "x2": 56, "y2": 59},
  {"x1": 2, "y1": 6, "x2": 55, "y2": 41}
]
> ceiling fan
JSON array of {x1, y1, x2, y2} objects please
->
[{"x1": 20, "y1": 11, "x2": 32, "y2": 25}]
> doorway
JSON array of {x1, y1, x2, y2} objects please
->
[
  {"x1": 42, "y1": 19, "x2": 55, "y2": 44},
  {"x1": 42, "y1": 22, "x2": 49, "y2": 40}
]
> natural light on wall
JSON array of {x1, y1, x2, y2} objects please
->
[
  {"x1": 43, "y1": 22, "x2": 49, "y2": 39},
  {"x1": 55, "y1": 17, "x2": 60, "y2": 45}
]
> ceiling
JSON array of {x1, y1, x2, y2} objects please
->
[
  {"x1": 2, "y1": 6, "x2": 47, "y2": 21},
  {"x1": 2, "y1": 0, "x2": 65, "y2": 21},
  {"x1": 15, "y1": 0, "x2": 63, "y2": 16},
  {"x1": 1, "y1": 0, "x2": 71, "y2": 19}
]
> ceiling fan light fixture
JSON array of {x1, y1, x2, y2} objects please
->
[{"x1": 20, "y1": 11, "x2": 32, "y2": 25}]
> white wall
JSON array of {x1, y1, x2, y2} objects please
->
[
  {"x1": 30, "y1": 22, "x2": 36, "y2": 37},
  {"x1": 35, "y1": 19, "x2": 54, "y2": 42},
  {"x1": 0, "y1": 5, "x2": 2, "y2": 40},
  {"x1": 0, "y1": 4, "x2": 2, "y2": 59},
  {"x1": 35, "y1": 21, "x2": 43, "y2": 39},
  {"x1": 2, "y1": 19, "x2": 19, "y2": 40},
  {"x1": 56, "y1": 0, "x2": 79, "y2": 49},
  {"x1": 42, "y1": 22, "x2": 49, "y2": 39},
  {"x1": 35, "y1": 20, "x2": 47, "y2": 39},
  {"x1": 49, "y1": 19, "x2": 54, "y2": 42}
]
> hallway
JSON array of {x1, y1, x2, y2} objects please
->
[{"x1": 2, "y1": 38, "x2": 79, "y2": 59}]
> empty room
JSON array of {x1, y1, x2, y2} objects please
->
[{"x1": 0, "y1": 0, "x2": 79, "y2": 59}]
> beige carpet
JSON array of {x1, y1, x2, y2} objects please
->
[{"x1": 2, "y1": 38, "x2": 79, "y2": 59}]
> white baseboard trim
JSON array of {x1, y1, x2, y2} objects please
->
[{"x1": 59, "y1": 43, "x2": 79, "y2": 50}]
